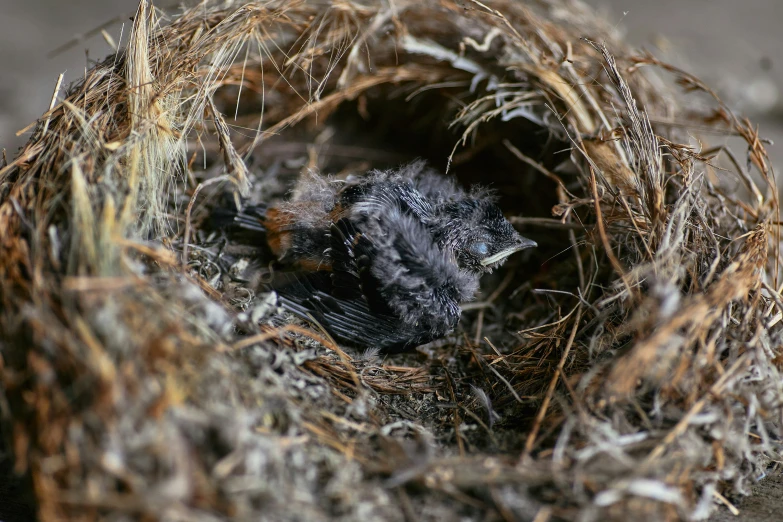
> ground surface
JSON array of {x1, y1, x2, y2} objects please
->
[{"x1": 1, "y1": 1, "x2": 782, "y2": 520}]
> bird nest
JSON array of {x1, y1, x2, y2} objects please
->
[{"x1": 1, "y1": 0, "x2": 781, "y2": 520}]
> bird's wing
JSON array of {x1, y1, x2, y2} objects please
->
[
  {"x1": 210, "y1": 202, "x2": 268, "y2": 239},
  {"x1": 276, "y1": 280, "x2": 416, "y2": 349},
  {"x1": 272, "y1": 218, "x2": 423, "y2": 351}
]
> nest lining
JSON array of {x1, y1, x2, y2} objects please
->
[{"x1": 0, "y1": 0, "x2": 781, "y2": 520}]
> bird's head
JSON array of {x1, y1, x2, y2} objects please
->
[{"x1": 433, "y1": 198, "x2": 536, "y2": 274}]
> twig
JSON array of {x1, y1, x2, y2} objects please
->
[
  {"x1": 444, "y1": 369, "x2": 466, "y2": 457},
  {"x1": 42, "y1": 73, "x2": 64, "y2": 136},
  {"x1": 713, "y1": 490, "x2": 740, "y2": 516},
  {"x1": 522, "y1": 306, "x2": 583, "y2": 459},
  {"x1": 589, "y1": 166, "x2": 632, "y2": 295},
  {"x1": 182, "y1": 175, "x2": 231, "y2": 267},
  {"x1": 510, "y1": 217, "x2": 585, "y2": 230}
]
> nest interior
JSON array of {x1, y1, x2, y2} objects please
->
[{"x1": 1, "y1": 0, "x2": 782, "y2": 520}]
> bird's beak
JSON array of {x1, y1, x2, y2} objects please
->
[{"x1": 480, "y1": 237, "x2": 537, "y2": 266}]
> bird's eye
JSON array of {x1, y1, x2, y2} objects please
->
[{"x1": 470, "y1": 242, "x2": 489, "y2": 256}]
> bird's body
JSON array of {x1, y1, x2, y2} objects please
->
[{"x1": 214, "y1": 161, "x2": 535, "y2": 352}]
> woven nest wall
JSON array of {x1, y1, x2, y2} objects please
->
[{"x1": 1, "y1": 0, "x2": 781, "y2": 520}]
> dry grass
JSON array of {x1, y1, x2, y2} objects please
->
[{"x1": 1, "y1": 0, "x2": 781, "y2": 520}]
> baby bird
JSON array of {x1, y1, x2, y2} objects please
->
[{"x1": 214, "y1": 161, "x2": 536, "y2": 352}]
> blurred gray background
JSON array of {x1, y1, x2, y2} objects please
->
[
  {"x1": 0, "y1": 1, "x2": 781, "y2": 521},
  {"x1": 1, "y1": 0, "x2": 135, "y2": 152}
]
